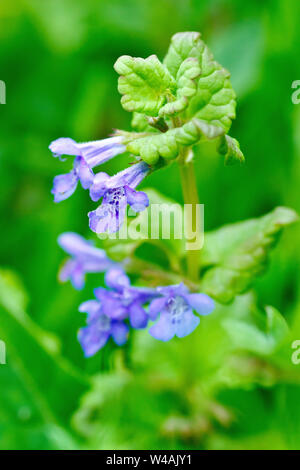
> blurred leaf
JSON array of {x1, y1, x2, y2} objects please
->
[
  {"x1": 201, "y1": 207, "x2": 298, "y2": 303},
  {"x1": 211, "y1": 20, "x2": 264, "y2": 98},
  {"x1": 223, "y1": 305, "x2": 289, "y2": 356},
  {"x1": 72, "y1": 369, "x2": 196, "y2": 450},
  {"x1": 0, "y1": 269, "x2": 89, "y2": 426},
  {"x1": 24, "y1": 0, "x2": 87, "y2": 52}
]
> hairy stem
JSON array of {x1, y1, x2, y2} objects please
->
[{"x1": 178, "y1": 149, "x2": 201, "y2": 282}]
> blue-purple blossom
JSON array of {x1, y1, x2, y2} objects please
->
[
  {"x1": 58, "y1": 232, "x2": 114, "y2": 290},
  {"x1": 94, "y1": 266, "x2": 158, "y2": 329},
  {"x1": 78, "y1": 299, "x2": 129, "y2": 357},
  {"x1": 77, "y1": 266, "x2": 158, "y2": 356},
  {"x1": 50, "y1": 136, "x2": 125, "y2": 202},
  {"x1": 88, "y1": 161, "x2": 150, "y2": 234},
  {"x1": 148, "y1": 283, "x2": 215, "y2": 341}
]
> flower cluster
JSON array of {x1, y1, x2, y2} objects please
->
[
  {"x1": 57, "y1": 232, "x2": 215, "y2": 356},
  {"x1": 50, "y1": 136, "x2": 149, "y2": 233},
  {"x1": 51, "y1": 130, "x2": 215, "y2": 356}
]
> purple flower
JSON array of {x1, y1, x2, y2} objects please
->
[
  {"x1": 50, "y1": 136, "x2": 125, "y2": 202},
  {"x1": 148, "y1": 284, "x2": 215, "y2": 341},
  {"x1": 77, "y1": 266, "x2": 157, "y2": 356},
  {"x1": 58, "y1": 232, "x2": 114, "y2": 290},
  {"x1": 88, "y1": 161, "x2": 150, "y2": 234},
  {"x1": 95, "y1": 266, "x2": 158, "y2": 329},
  {"x1": 78, "y1": 300, "x2": 129, "y2": 357}
]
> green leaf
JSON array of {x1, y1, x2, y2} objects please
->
[
  {"x1": 0, "y1": 269, "x2": 89, "y2": 426},
  {"x1": 131, "y1": 112, "x2": 158, "y2": 132},
  {"x1": 201, "y1": 207, "x2": 298, "y2": 303},
  {"x1": 163, "y1": 32, "x2": 236, "y2": 132},
  {"x1": 159, "y1": 58, "x2": 201, "y2": 117},
  {"x1": 114, "y1": 55, "x2": 174, "y2": 116},
  {"x1": 210, "y1": 20, "x2": 264, "y2": 98},
  {"x1": 163, "y1": 32, "x2": 204, "y2": 78},
  {"x1": 223, "y1": 305, "x2": 289, "y2": 356},
  {"x1": 121, "y1": 32, "x2": 241, "y2": 166},
  {"x1": 127, "y1": 118, "x2": 224, "y2": 164},
  {"x1": 218, "y1": 134, "x2": 245, "y2": 165}
]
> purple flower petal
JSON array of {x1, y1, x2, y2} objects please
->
[
  {"x1": 105, "y1": 267, "x2": 130, "y2": 290},
  {"x1": 111, "y1": 322, "x2": 129, "y2": 346},
  {"x1": 149, "y1": 283, "x2": 214, "y2": 341},
  {"x1": 81, "y1": 259, "x2": 113, "y2": 272},
  {"x1": 74, "y1": 156, "x2": 94, "y2": 189},
  {"x1": 94, "y1": 288, "x2": 128, "y2": 320},
  {"x1": 157, "y1": 283, "x2": 189, "y2": 297},
  {"x1": 102, "y1": 297, "x2": 128, "y2": 320},
  {"x1": 70, "y1": 266, "x2": 85, "y2": 290},
  {"x1": 148, "y1": 297, "x2": 167, "y2": 320},
  {"x1": 59, "y1": 259, "x2": 85, "y2": 289},
  {"x1": 78, "y1": 326, "x2": 110, "y2": 357},
  {"x1": 49, "y1": 136, "x2": 125, "y2": 167},
  {"x1": 58, "y1": 259, "x2": 76, "y2": 282},
  {"x1": 106, "y1": 162, "x2": 150, "y2": 190},
  {"x1": 58, "y1": 232, "x2": 107, "y2": 261},
  {"x1": 88, "y1": 206, "x2": 120, "y2": 234},
  {"x1": 129, "y1": 301, "x2": 148, "y2": 329},
  {"x1": 57, "y1": 232, "x2": 114, "y2": 289},
  {"x1": 79, "y1": 300, "x2": 101, "y2": 322},
  {"x1": 93, "y1": 286, "x2": 107, "y2": 300},
  {"x1": 89, "y1": 172, "x2": 110, "y2": 201},
  {"x1": 125, "y1": 186, "x2": 149, "y2": 212},
  {"x1": 58, "y1": 232, "x2": 92, "y2": 256},
  {"x1": 77, "y1": 136, "x2": 125, "y2": 167},
  {"x1": 184, "y1": 293, "x2": 215, "y2": 315},
  {"x1": 149, "y1": 314, "x2": 176, "y2": 342},
  {"x1": 51, "y1": 172, "x2": 78, "y2": 202},
  {"x1": 49, "y1": 138, "x2": 79, "y2": 157},
  {"x1": 88, "y1": 190, "x2": 127, "y2": 234},
  {"x1": 174, "y1": 309, "x2": 200, "y2": 338}
]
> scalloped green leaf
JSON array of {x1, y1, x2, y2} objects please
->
[
  {"x1": 131, "y1": 113, "x2": 155, "y2": 132},
  {"x1": 163, "y1": 32, "x2": 236, "y2": 132},
  {"x1": 201, "y1": 207, "x2": 298, "y2": 304},
  {"x1": 218, "y1": 134, "x2": 245, "y2": 165},
  {"x1": 127, "y1": 118, "x2": 224, "y2": 164},
  {"x1": 159, "y1": 58, "x2": 201, "y2": 117},
  {"x1": 114, "y1": 54, "x2": 174, "y2": 116}
]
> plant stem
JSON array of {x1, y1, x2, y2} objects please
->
[{"x1": 178, "y1": 149, "x2": 201, "y2": 283}]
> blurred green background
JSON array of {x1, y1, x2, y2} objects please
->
[{"x1": 0, "y1": 0, "x2": 300, "y2": 450}]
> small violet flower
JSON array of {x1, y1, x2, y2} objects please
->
[
  {"x1": 58, "y1": 232, "x2": 114, "y2": 290},
  {"x1": 50, "y1": 136, "x2": 125, "y2": 202},
  {"x1": 148, "y1": 283, "x2": 215, "y2": 341},
  {"x1": 94, "y1": 266, "x2": 158, "y2": 329},
  {"x1": 88, "y1": 161, "x2": 150, "y2": 234},
  {"x1": 78, "y1": 299, "x2": 129, "y2": 357},
  {"x1": 78, "y1": 266, "x2": 158, "y2": 356}
]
